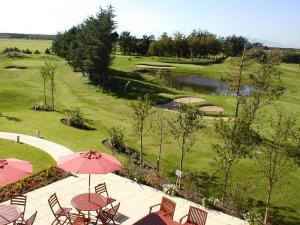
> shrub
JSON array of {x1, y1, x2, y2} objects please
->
[
  {"x1": 243, "y1": 210, "x2": 263, "y2": 225},
  {"x1": 64, "y1": 106, "x2": 85, "y2": 127},
  {"x1": 32, "y1": 102, "x2": 52, "y2": 111},
  {"x1": 163, "y1": 184, "x2": 177, "y2": 196},
  {"x1": 106, "y1": 126, "x2": 125, "y2": 150},
  {"x1": 45, "y1": 48, "x2": 51, "y2": 54},
  {"x1": 202, "y1": 196, "x2": 220, "y2": 208},
  {"x1": 22, "y1": 49, "x2": 32, "y2": 54},
  {"x1": 34, "y1": 50, "x2": 41, "y2": 54}
]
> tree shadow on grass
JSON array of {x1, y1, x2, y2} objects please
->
[
  {"x1": 255, "y1": 200, "x2": 300, "y2": 225},
  {"x1": 86, "y1": 69, "x2": 178, "y2": 104},
  {"x1": 0, "y1": 114, "x2": 22, "y2": 122}
]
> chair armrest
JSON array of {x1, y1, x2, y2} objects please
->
[
  {"x1": 149, "y1": 203, "x2": 161, "y2": 214},
  {"x1": 179, "y1": 214, "x2": 188, "y2": 224}
]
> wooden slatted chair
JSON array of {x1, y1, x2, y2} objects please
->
[
  {"x1": 179, "y1": 206, "x2": 207, "y2": 225},
  {"x1": 149, "y1": 196, "x2": 176, "y2": 219},
  {"x1": 94, "y1": 183, "x2": 116, "y2": 207},
  {"x1": 16, "y1": 211, "x2": 37, "y2": 225},
  {"x1": 95, "y1": 202, "x2": 120, "y2": 225},
  {"x1": 48, "y1": 193, "x2": 72, "y2": 225},
  {"x1": 10, "y1": 195, "x2": 27, "y2": 225},
  {"x1": 67, "y1": 213, "x2": 89, "y2": 225}
]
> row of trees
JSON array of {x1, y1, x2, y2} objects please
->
[
  {"x1": 129, "y1": 49, "x2": 298, "y2": 224},
  {"x1": 51, "y1": 6, "x2": 117, "y2": 86},
  {"x1": 1, "y1": 47, "x2": 51, "y2": 55},
  {"x1": 118, "y1": 29, "x2": 255, "y2": 58}
]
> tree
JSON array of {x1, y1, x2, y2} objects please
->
[
  {"x1": 173, "y1": 32, "x2": 188, "y2": 58},
  {"x1": 224, "y1": 35, "x2": 249, "y2": 56},
  {"x1": 45, "y1": 48, "x2": 51, "y2": 54},
  {"x1": 169, "y1": 104, "x2": 203, "y2": 189},
  {"x1": 131, "y1": 94, "x2": 153, "y2": 164},
  {"x1": 213, "y1": 49, "x2": 285, "y2": 204},
  {"x1": 149, "y1": 111, "x2": 169, "y2": 173},
  {"x1": 119, "y1": 31, "x2": 134, "y2": 55},
  {"x1": 40, "y1": 61, "x2": 56, "y2": 109},
  {"x1": 256, "y1": 109, "x2": 299, "y2": 224},
  {"x1": 47, "y1": 62, "x2": 57, "y2": 110}
]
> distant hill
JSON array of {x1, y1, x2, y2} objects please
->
[{"x1": 0, "y1": 33, "x2": 55, "y2": 40}]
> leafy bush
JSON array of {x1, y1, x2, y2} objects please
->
[
  {"x1": 64, "y1": 106, "x2": 85, "y2": 127},
  {"x1": 202, "y1": 196, "x2": 220, "y2": 208},
  {"x1": 32, "y1": 102, "x2": 52, "y2": 111},
  {"x1": 22, "y1": 49, "x2": 32, "y2": 54},
  {"x1": 163, "y1": 184, "x2": 177, "y2": 196},
  {"x1": 34, "y1": 50, "x2": 41, "y2": 54},
  {"x1": 243, "y1": 210, "x2": 263, "y2": 225},
  {"x1": 106, "y1": 126, "x2": 125, "y2": 150},
  {"x1": 45, "y1": 48, "x2": 51, "y2": 54}
]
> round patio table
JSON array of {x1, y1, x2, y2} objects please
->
[
  {"x1": 0, "y1": 205, "x2": 22, "y2": 225},
  {"x1": 71, "y1": 193, "x2": 107, "y2": 212}
]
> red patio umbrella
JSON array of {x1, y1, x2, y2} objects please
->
[
  {"x1": 56, "y1": 150, "x2": 122, "y2": 197},
  {"x1": 0, "y1": 158, "x2": 32, "y2": 186}
]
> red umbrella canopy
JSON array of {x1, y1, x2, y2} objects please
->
[
  {"x1": 0, "y1": 158, "x2": 32, "y2": 186},
  {"x1": 56, "y1": 151, "x2": 122, "y2": 174}
]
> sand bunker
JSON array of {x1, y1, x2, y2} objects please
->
[
  {"x1": 174, "y1": 97, "x2": 206, "y2": 104},
  {"x1": 199, "y1": 106, "x2": 224, "y2": 112},
  {"x1": 5, "y1": 66, "x2": 26, "y2": 71},
  {"x1": 136, "y1": 64, "x2": 174, "y2": 70}
]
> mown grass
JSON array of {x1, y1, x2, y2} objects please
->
[
  {"x1": 0, "y1": 38, "x2": 52, "y2": 52},
  {"x1": 0, "y1": 139, "x2": 55, "y2": 173},
  {"x1": 0, "y1": 40, "x2": 299, "y2": 224}
]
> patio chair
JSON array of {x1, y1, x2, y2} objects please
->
[
  {"x1": 67, "y1": 213, "x2": 89, "y2": 225},
  {"x1": 94, "y1": 202, "x2": 120, "y2": 225},
  {"x1": 10, "y1": 194, "x2": 27, "y2": 225},
  {"x1": 179, "y1": 206, "x2": 207, "y2": 225},
  {"x1": 16, "y1": 211, "x2": 37, "y2": 225},
  {"x1": 48, "y1": 193, "x2": 72, "y2": 225},
  {"x1": 149, "y1": 196, "x2": 176, "y2": 219},
  {"x1": 94, "y1": 183, "x2": 116, "y2": 207}
]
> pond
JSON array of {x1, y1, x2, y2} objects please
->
[{"x1": 161, "y1": 73, "x2": 250, "y2": 95}]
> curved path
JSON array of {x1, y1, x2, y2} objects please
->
[{"x1": 0, "y1": 132, "x2": 73, "y2": 161}]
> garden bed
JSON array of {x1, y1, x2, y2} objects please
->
[
  {"x1": 4, "y1": 66, "x2": 27, "y2": 71},
  {"x1": 0, "y1": 167, "x2": 71, "y2": 202},
  {"x1": 60, "y1": 118, "x2": 95, "y2": 130}
]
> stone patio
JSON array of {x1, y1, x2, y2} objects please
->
[{"x1": 2, "y1": 173, "x2": 247, "y2": 225}]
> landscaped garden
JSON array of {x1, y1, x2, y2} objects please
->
[{"x1": 0, "y1": 39, "x2": 300, "y2": 224}]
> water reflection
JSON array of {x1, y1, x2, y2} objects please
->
[{"x1": 162, "y1": 73, "x2": 250, "y2": 95}]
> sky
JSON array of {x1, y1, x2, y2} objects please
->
[{"x1": 0, "y1": 0, "x2": 299, "y2": 48}]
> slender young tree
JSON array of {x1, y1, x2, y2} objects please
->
[
  {"x1": 47, "y1": 62, "x2": 57, "y2": 110},
  {"x1": 212, "y1": 50, "x2": 285, "y2": 204},
  {"x1": 131, "y1": 94, "x2": 153, "y2": 164},
  {"x1": 256, "y1": 109, "x2": 299, "y2": 224},
  {"x1": 169, "y1": 104, "x2": 203, "y2": 189},
  {"x1": 40, "y1": 62, "x2": 49, "y2": 106},
  {"x1": 149, "y1": 111, "x2": 169, "y2": 173}
]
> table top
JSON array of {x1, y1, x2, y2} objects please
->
[
  {"x1": 0, "y1": 205, "x2": 22, "y2": 225},
  {"x1": 71, "y1": 193, "x2": 107, "y2": 211},
  {"x1": 133, "y1": 213, "x2": 181, "y2": 225}
]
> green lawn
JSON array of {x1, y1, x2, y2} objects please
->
[
  {"x1": 0, "y1": 39, "x2": 52, "y2": 52},
  {"x1": 0, "y1": 139, "x2": 55, "y2": 173},
  {"x1": 0, "y1": 41, "x2": 299, "y2": 224}
]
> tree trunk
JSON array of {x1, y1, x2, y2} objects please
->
[
  {"x1": 178, "y1": 147, "x2": 184, "y2": 189},
  {"x1": 221, "y1": 166, "x2": 230, "y2": 204},
  {"x1": 43, "y1": 79, "x2": 47, "y2": 105},
  {"x1": 157, "y1": 126, "x2": 163, "y2": 173},
  {"x1": 51, "y1": 85, "x2": 54, "y2": 110},
  {"x1": 264, "y1": 181, "x2": 273, "y2": 224},
  {"x1": 234, "y1": 49, "x2": 245, "y2": 118},
  {"x1": 140, "y1": 128, "x2": 143, "y2": 164}
]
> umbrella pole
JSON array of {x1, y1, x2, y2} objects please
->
[{"x1": 88, "y1": 174, "x2": 91, "y2": 202}]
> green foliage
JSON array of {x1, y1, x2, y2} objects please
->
[
  {"x1": 243, "y1": 210, "x2": 263, "y2": 225},
  {"x1": 32, "y1": 102, "x2": 52, "y2": 111},
  {"x1": 64, "y1": 106, "x2": 85, "y2": 127},
  {"x1": 51, "y1": 5, "x2": 117, "y2": 86},
  {"x1": 131, "y1": 94, "x2": 153, "y2": 163},
  {"x1": 22, "y1": 49, "x2": 32, "y2": 54},
  {"x1": 34, "y1": 49, "x2": 41, "y2": 54},
  {"x1": 106, "y1": 126, "x2": 126, "y2": 150},
  {"x1": 45, "y1": 48, "x2": 51, "y2": 54},
  {"x1": 169, "y1": 104, "x2": 204, "y2": 188},
  {"x1": 162, "y1": 184, "x2": 177, "y2": 196}
]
